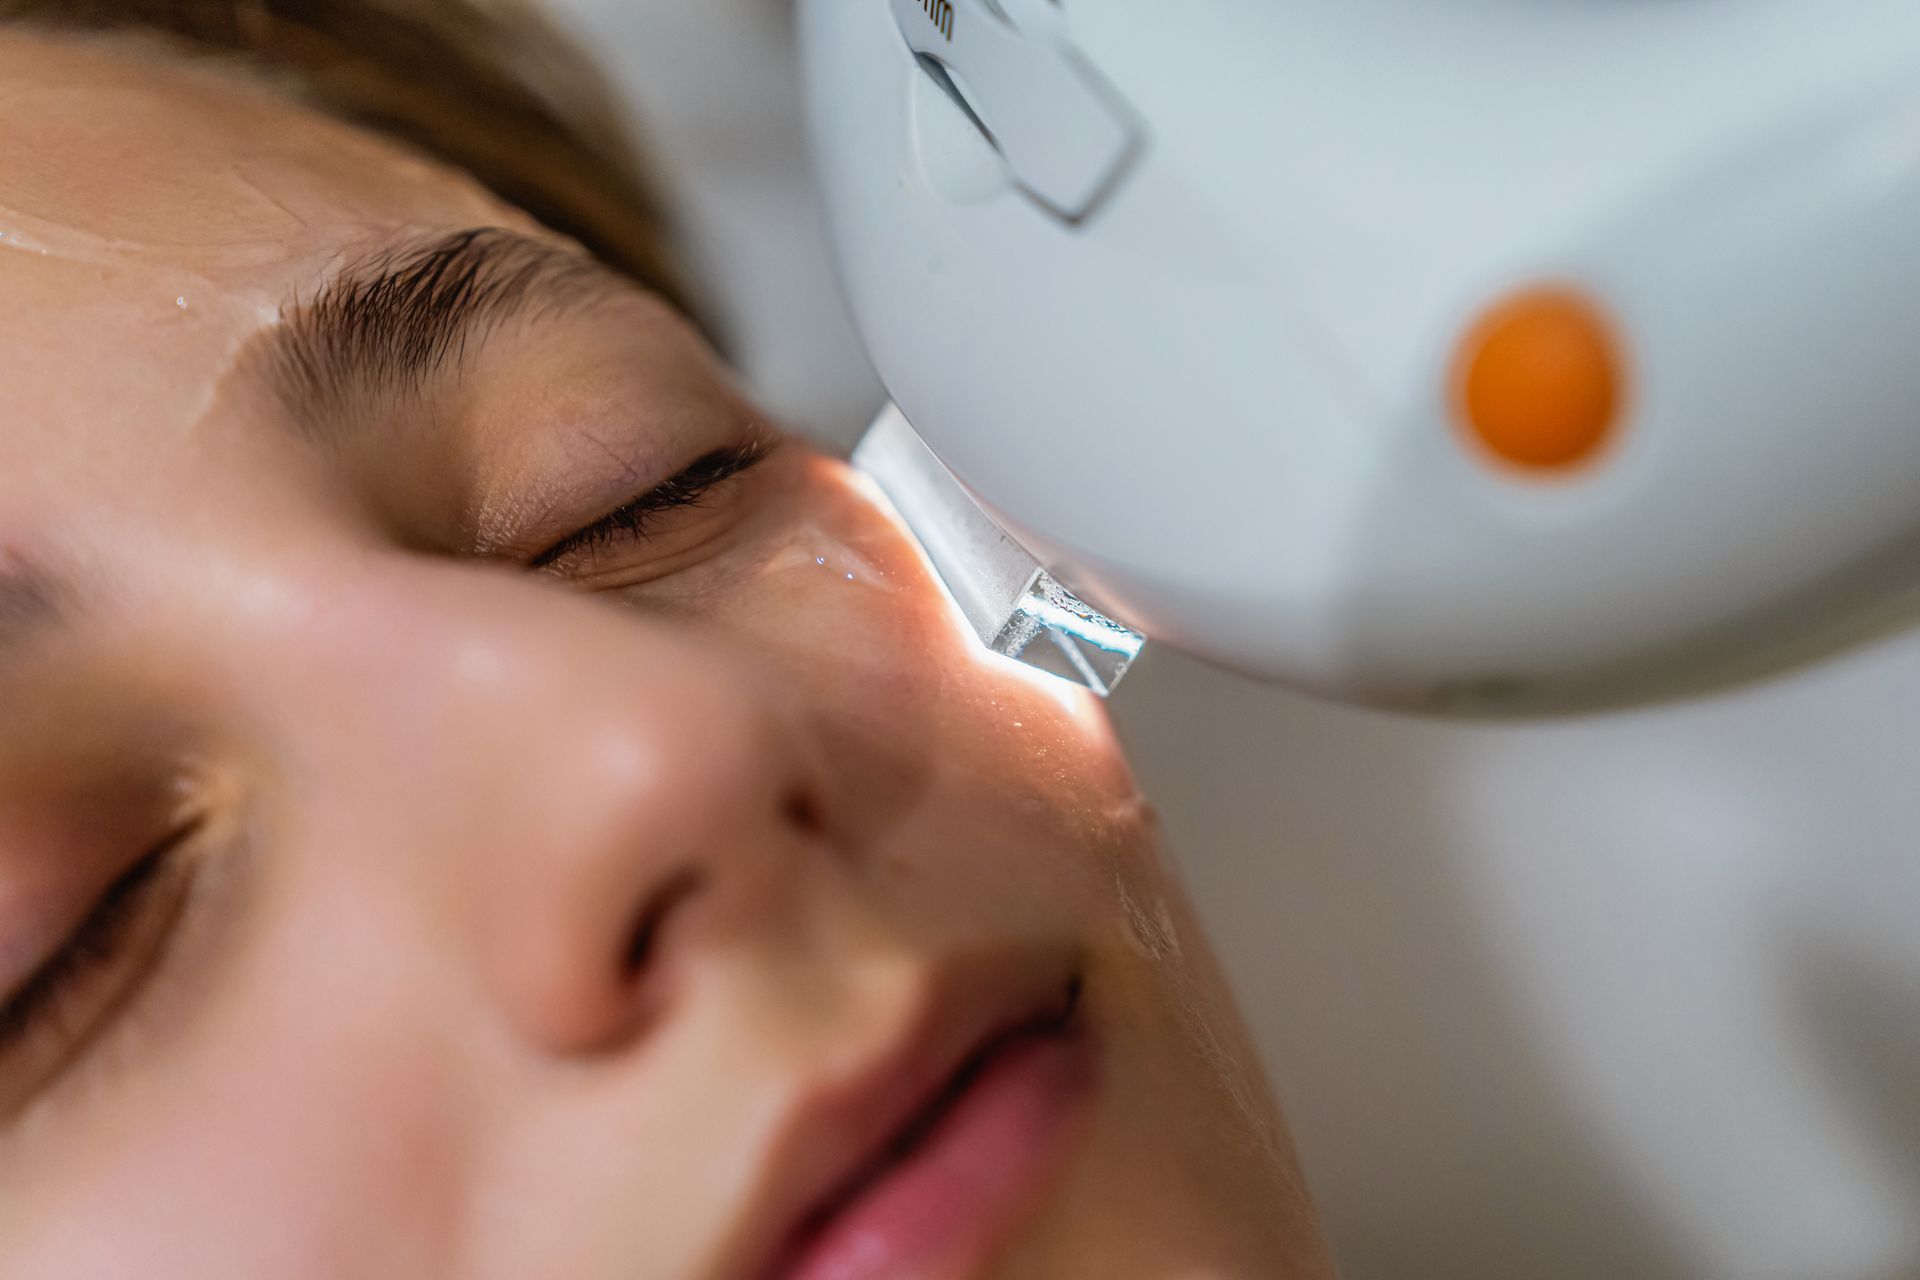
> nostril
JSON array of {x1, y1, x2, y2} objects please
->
[
  {"x1": 782, "y1": 785, "x2": 829, "y2": 839},
  {"x1": 624, "y1": 866, "x2": 706, "y2": 976}
]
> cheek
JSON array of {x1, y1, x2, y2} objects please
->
[
  {"x1": 1, "y1": 908, "x2": 469, "y2": 1278},
  {"x1": 709, "y1": 455, "x2": 1136, "y2": 783},
  {"x1": 6, "y1": 1020, "x2": 452, "y2": 1280},
  {"x1": 666, "y1": 453, "x2": 1157, "y2": 911}
]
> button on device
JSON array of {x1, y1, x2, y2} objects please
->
[
  {"x1": 1454, "y1": 285, "x2": 1627, "y2": 472},
  {"x1": 891, "y1": 0, "x2": 1144, "y2": 222}
]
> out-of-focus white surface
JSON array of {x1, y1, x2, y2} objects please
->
[
  {"x1": 1113, "y1": 642, "x2": 1920, "y2": 1280},
  {"x1": 542, "y1": 4, "x2": 1920, "y2": 1277}
]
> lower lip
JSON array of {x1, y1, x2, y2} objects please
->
[{"x1": 779, "y1": 1028, "x2": 1097, "y2": 1280}]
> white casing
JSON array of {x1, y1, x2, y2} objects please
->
[{"x1": 800, "y1": 0, "x2": 1920, "y2": 711}]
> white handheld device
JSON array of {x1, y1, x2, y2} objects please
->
[{"x1": 801, "y1": 0, "x2": 1920, "y2": 711}]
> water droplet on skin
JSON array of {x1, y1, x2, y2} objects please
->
[
  {"x1": 175, "y1": 296, "x2": 188, "y2": 309},
  {"x1": 845, "y1": 572, "x2": 854, "y2": 581},
  {"x1": 815, "y1": 556, "x2": 826, "y2": 566}
]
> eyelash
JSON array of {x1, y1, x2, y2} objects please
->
[
  {"x1": 530, "y1": 438, "x2": 774, "y2": 569},
  {"x1": 0, "y1": 820, "x2": 199, "y2": 1059}
]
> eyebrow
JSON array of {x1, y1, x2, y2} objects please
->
[{"x1": 260, "y1": 227, "x2": 618, "y2": 442}]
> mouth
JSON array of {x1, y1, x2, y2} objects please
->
[{"x1": 760, "y1": 970, "x2": 1096, "y2": 1280}]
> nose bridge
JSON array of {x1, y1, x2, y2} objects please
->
[
  {"x1": 248, "y1": 552, "x2": 761, "y2": 783},
  {"x1": 260, "y1": 552, "x2": 836, "y2": 1058}
]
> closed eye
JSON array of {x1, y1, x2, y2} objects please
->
[
  {"x1": 0, "y1": 818, "x2": 201, "y2": 1108},
  {"x1": 530, "y1": 437, "x2": 774, "y2": 570}
]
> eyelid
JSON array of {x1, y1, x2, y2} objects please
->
[
  {"x1": 529, "y1": 436, "x2": 774, "y2": 569},
  {"x1": 0, "y1": 818, "x2": 201, "y2": 1099}
]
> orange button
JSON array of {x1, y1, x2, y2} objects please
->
[{"x1": 1454, "y1": 285, "x2": 1625, "y2": 472}]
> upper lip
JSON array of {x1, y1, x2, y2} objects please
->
[{"x1": 734, "y1": 949, "x2": 1085, "y2": 1280}]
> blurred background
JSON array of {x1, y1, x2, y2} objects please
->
[{"x1": 544, "y1": 3, "x2": 1920, "y2": 1276}]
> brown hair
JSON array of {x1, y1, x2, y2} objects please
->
[{"x1": 0, "y1": 0, "x2": 702, "y2": 326}]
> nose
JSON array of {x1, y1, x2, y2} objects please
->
[
  {"x1": 277, "y1": 555, "x2": 841, "y2": 1059},
  {"x1": 472, "y1": 658, "x2": 835, "y2": 1058}
]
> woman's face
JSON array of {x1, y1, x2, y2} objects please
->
[{"x1": 0, "y1": 34, "x2": 1325, "y2": 1280}]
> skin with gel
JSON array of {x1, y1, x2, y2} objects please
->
[{"x1": 0, "y1": 32, "x2": 1332, "y2": 1280}]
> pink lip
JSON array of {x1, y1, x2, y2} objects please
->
[{"x1": 755, "y1": 969, "x2": 1097, "y2": 1280}]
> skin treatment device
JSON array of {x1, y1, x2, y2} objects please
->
[{"x1": 802, "y1": 0, "x2": 1920, "y2": 711}]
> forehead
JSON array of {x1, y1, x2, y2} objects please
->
[{"x1": 0, "y1": 31, "x2": 534, "y2": 518}]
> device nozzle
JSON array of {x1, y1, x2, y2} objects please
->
[{"x1": 852, "y1": 405, "x2": 1144, "y2": 697}]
